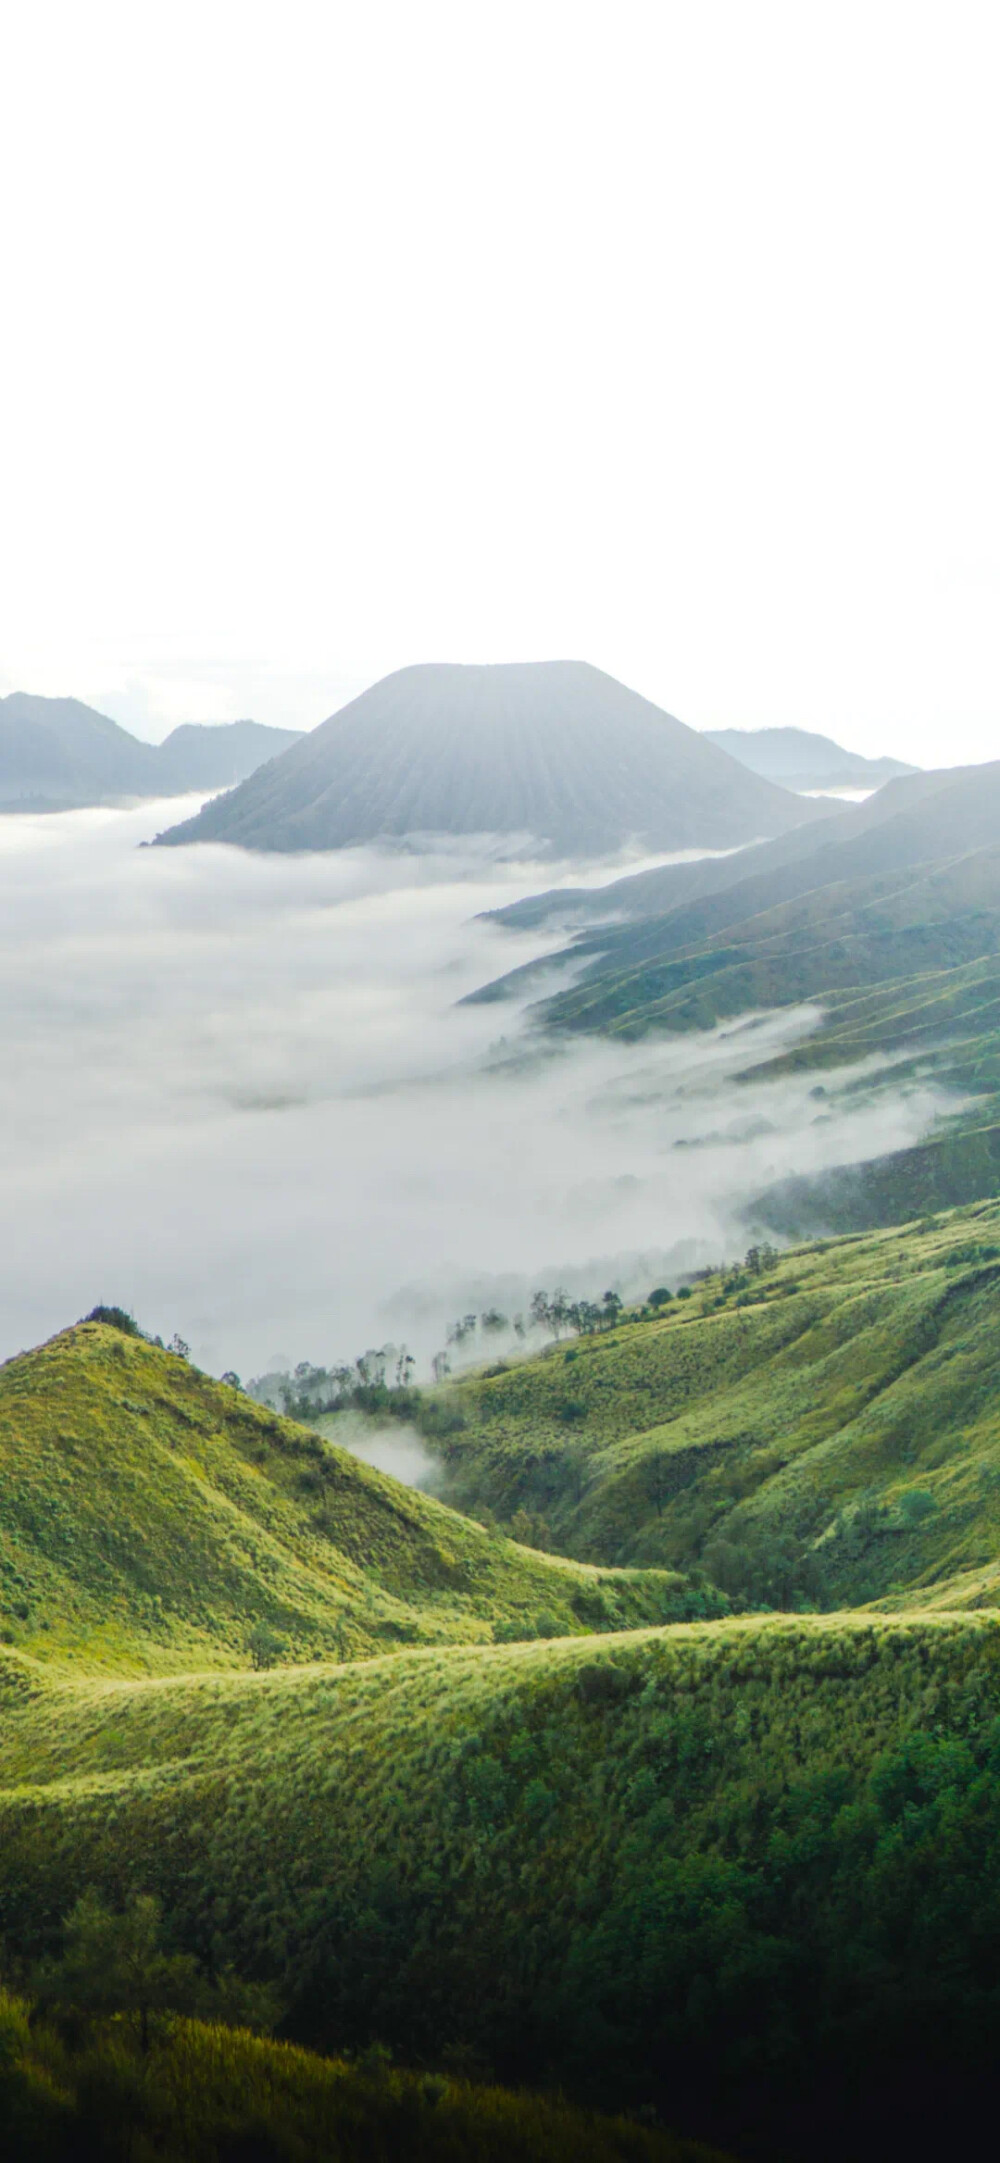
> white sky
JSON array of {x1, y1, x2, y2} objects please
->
[{"x1": 2, "y1": 0, "x2": 998, "y2": 766}]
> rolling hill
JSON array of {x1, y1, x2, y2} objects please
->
[
  {"x1": 703, "y1": 724, "x2": 916, "y2": 794},
  {"x1": 151, "y1": 661, "x2": 828, "y2": 858},
  {"x1": 2, "y1": 1603, "x2": 1000, "y2": 2159},
  {"x1": 0, "y1": 692, "x2": 300, "y2": 811},
  {"x1": 0, "y1": 1997, "x2": 713, "y2": 2163},
  {"x1": 3, "y1": 1262, "x2": 1000, "y2": 2154},
  {"x1": 0, "y1": 1320, "x2": 706, "y2": 1672},
  {"x1": 416, "y1": 1199, "x2": 1000, "y2": 1610}
]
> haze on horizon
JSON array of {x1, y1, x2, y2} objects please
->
[{"x1": 2, "y1": 0, "x2": 998, "y2": 769}]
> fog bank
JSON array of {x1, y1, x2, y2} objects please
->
[{"x1": 0, "y1": 800, "x2": 952, "y2": 1379}]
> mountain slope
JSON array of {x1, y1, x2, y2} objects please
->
[
  {"x1": 0, "y1": 694, "x2": 302, "y2": 810},
  {"x1": 481, "y1": 760, "x2": 995, "y2": 939},
  {"x1": 151, "y1": 661, "x2": 827, "y2": 858},
  {"x1": 703, "y1": 724, "x2": 916, "y2": 793},
  {"x1": 414, "y1": 1200, "x2": 1000, "y2": 1610},
  {"x1": 153, "y1": 718, "x2": 302, "y2": 791},
  {"x1": 0, "y1": 693, "x2": 162, "y2": 807},
  {"x1": 0, "y1": 1322, "x2": 701, "y2": 1672}
]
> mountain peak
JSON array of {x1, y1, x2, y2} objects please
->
[{"x1": 154, "y1": 658, "x2": 825, "y2": 858}]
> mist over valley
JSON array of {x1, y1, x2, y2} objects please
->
[{"x1": 0, "y1": 785, "x2": 955, "y2": 1388}]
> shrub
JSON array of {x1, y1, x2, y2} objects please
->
[
  {"x1": 247, "y1": 1625, "x2": 286, "y2": 1671},
  {"x1": 83, "y1": 1305, "x2": 141, "y2": 1337}
]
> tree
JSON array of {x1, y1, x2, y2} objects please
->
[
  {"x1": 601, "y1": 1290, "x2": 622, "y2": 1329},
  {"x1": 247, "y1": 1622, "x2": 285, "y2": 1670},
  {"x1": 168, "y1": 1333, "x2": 190, "y2": 1360},
  {"x1": 84, "y1": 1304, "x2": 141, "y2": 1336},
  {"x1": 548, "y1": 1288, "x2": 572, "y2": 1340},
  {"x1": 648, "y1": 1287, "x2": 672, "y2": 1309},
  {"x1": 480, "y1": 1308, "x2": 509, "y2": 1336},
  {"x1": 528, "y1": 1290, "x2": 550, "y2": 1334},
  {"x1": 220, "y1": 1369, "x2": 242, "y2": 1389},
  {"x1": 356, "y1": 1347, "x2": 388, "y2": 1387},
  {"x1": 393, "y1": 1346, "x2": 415, "y2": 1389},
  {"x1": 33, "y1": 1891, "x2": 199, "y2": 2052}
]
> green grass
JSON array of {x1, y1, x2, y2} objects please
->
[
  {"x1": 11, "y1": 1281, "x2": 1000, "y2": 2153},
  {"x1": 420, "y1": 1200, "x2": 1000, "y2": 1608},
  {"x1": 3, "y1": 1613, "x2": 1000, "y2": 2154},
  {"x1": 0, "y1": 1323, "x2": 711, "y2": 1673},
  {"x1": 0, "y1": 1995, "x2": 719, "y2": 2162}
]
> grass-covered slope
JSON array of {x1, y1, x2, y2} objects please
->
[
  {"x1": 473, "y1": 774, "x2": 1000, "y2": 1227},
  {"x1": 536, "y1": 841, "x2": 1000, "y2": 1042},
  {"x1": 0, "y1": 1995, "x2": 709, "y2": 2163},
  {"x1": 421, "y1": 1202, "x2": 1000, "y2": 1610},
  {"x1": 0, "y1": 1323, "x2": 698, "y2": 1672},
  {"x1": 3, "y1": 1615, "x2": 1000, "y2": 2157}
]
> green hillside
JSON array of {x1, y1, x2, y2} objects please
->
[
  {"x1": 8, "y1": 1300, "x2": 1000, "y2": 2153},
  {"x1": 3, "y1": 1613, "x2": 1000, "y2": 2157},
  {"x1": 0, "y1": 1993, "x2": 710, "y2": 2163},
  {"x1": 420, "y1": 1200, "x2": 1000, "y2": 1611},
  {"x1": 0, "y1": 1322, "x2": 703, "y2": 1672}
]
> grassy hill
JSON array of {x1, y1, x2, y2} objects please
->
[
  {"x1": 8, "y1": 1300, "x2": 1000, "y2": 2152},
  {"x1": 1, "y1": 1993, "x2": 710, "y2": 2163},
  {"x1": 0, "y1": 1322, "x2": 706, "y2": 1673},
  {"x1": 3, "y1": 1612, "x2": 1000, "y2": 2156},
  {"x1": 418, "y1": 1200, "x2": 1000, "y2": 1611}
]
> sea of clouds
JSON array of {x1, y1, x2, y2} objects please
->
[{"x1": 0, "y1": 797, "x2": 953, "y2": 1382}]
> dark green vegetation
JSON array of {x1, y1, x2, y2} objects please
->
[
  {"x1": 153, "y1": 660, "x2": 827, "y2": 857},
  {"x1": 703, "y1": 723, "x2": 915, "y2": 793},
  {"x1": 0, "y1": 1994, "x2": 707, "y2": 2163},
  {"x1": 477, "y1": 758, "x2": 1000, "y2": 1230},
  {"x1": 0, "y1": 692, "x2": 300, "y2": 811},
  {"x1": 3, "y1": 1614, "x2": 1000, "y2": 2159},
  {"x1": 423, "y1": 1201, "x2": 1000, "y2": 1612},
  {"x1": 0, "y1": 1321, "x2": 697, "y2": 1670},
  {"x1": 9, "y1": 1259, "x2": 1000, "y2": 2157}
]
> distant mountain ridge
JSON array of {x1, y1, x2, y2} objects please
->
[
  {"x1": 0, "y1": 692, "x2": 302, "y2": 810},
  {"x1": 153, "y1": 660, "x2": 829, "y2": 858},
  {"x1": 474, "y1": 757, "x2": 1000, "y2": 1231},
  {"x1": 703, "y1": 723, "x2": 917, "y2": 793}
]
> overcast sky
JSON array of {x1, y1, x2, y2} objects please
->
[{"x1": 2, "y1": 1, "x2": 998, "y2": 765}]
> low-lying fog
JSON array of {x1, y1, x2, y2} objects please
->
[{"x1": 0, "y1": 798, "x2": 952, "y2": 1382}]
